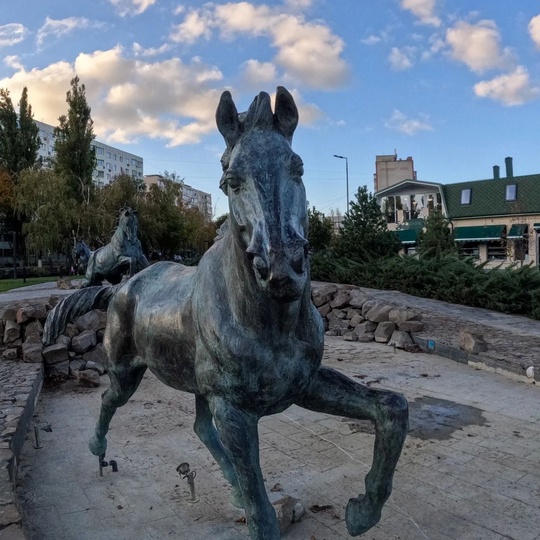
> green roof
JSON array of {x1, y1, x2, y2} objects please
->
[
  {"x1": 443, "y1": 175, "x2": 540, "y2": 219},
  {"x1": 394, "y1": 229, "x2": 418, "y2": 244},
  {"x1": 507, "y1": 224, "x2": 528, "y2": 239},
  {"x1": 454, "y1": 225, "x2": 505, "y2": 242}
]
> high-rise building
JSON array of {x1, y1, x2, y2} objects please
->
[{"x1": 374, "y1": 153, "x2": 415, "y2": 192}]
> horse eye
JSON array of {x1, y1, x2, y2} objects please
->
[{"x1": 227, "y1": 174, "x2": 243, "y2": 193}]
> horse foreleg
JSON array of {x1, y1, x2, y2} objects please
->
[
  {"x1": 89, "y1": 363, "x2": 147, "y2": 457},
  {"x1": 209, "y1": 396, "x2": 280, "y2": 540},
  {"x1": 295, "y1": 366, "x2": 408, "y2": 537},
  {"x1": 193, "y1": 395, "x2": 243, "y2": 508}
]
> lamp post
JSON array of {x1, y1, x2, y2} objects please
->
[{"x1": 333, "y1": 154, "x2": 349, "y2": 215}]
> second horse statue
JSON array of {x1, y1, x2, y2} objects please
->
[{"x1": 44, "y1": 87, "x2": 408, "y2": 539}]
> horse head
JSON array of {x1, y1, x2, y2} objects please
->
[
  {"x1": 117, "y1": 206, "x2": 139, "y2": 244},
  {"x1": 216, "y1": 87, "x2": 309, "y2": 303}
]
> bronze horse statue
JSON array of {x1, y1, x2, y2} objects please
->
[
  {"x1": 83, "y1": 206, "x2": 149, "y2": 286},
  {"x1": 43, "y1": 87, "x2": 408, "y2": 539}
]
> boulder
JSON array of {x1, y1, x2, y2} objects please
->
[
  {"x1": 353, "y1": 321, "x2": 376, "y2": 342},
  {"x1": 365, "y1": 303, "x2": 394, "y2": 323},
  {"x1": 343, "y1": 331, "x2": 358, "y2": 342},
  {"x1": 49, "y1": 361, "x2": 70, "y2": 377},
  {"x1": 361, "y1": 300, "x2": 377, "y2": 317},
  {"x1": 83, "y1": 343, "x2": 107, "y2": 367},
  {"x1": 42, "y1": 343, "x2": 69, "y2": 365},
  {"x1": 350, "y1": 313, "x2": 364, "y2": 327},
  {"x1": 3, "y1": 348, "x2": 18, "y2": 360},
  {"x1": 0, "y1": 306, "x2": 18, "y2": 322},
  {"x1": 374, "y1": 321, "x2": 396, "y2": 343},
  {"x1": 55, "y1": 334, "x2": 71, "y2": 348},
  {"x1": 48, "y1": 295, "x2": 61, "y2": 308},
  {"x1": 349, "y1": 289, "x2": 370, "y2": 309},
  {"x1": 16, "y1": 303, "x2": 47, "y2": 324},
  {"x1": 388, "y1": 330, "x2": 413, "y2": 349},
  {"x1": 317, "y1": 304, "x2": 331, "y2": 318},
  {"x1": 22, "y1": 338, "x2": 43, "y2": 363},
  {"x1": 75, "y1": 310, "x2": 107, "y2": 333},
  {"x1": 397, "y1": 320, "x2": 424, "y2": 333},
  {"x1": 4, "y1": 320, "x2": 21, "y2": 344},
  {"x1": 69, "y1": 358, "x2": 86, "y2": 375},
  {"x1": 85, "y1": 360, "x2": 106, "y2": 375},
  {"x1": 329, "y1": 290, "x2": 351, "y2": 309},
  {"x1": 329, "y1": 308, "x2": 347, "y2": 319},
  {"x1": 311, "y1": 283, "x2": 338, "y2": 307},
  {"x1": 272, "y1": 496, "x2": 304, "y2": 535},
  {"x1": 71, "y1": 330, "x2": 97, "y2": 354},
  {"x1": 346, "y1": 308, "x2": 362, "y2": 319},
  {"x1": 459, "y1": 330, "x2": 488, "y2": 354},
  {"x1": 64, "y1": 323, "x2": 79, "y2": 339},
  {"x1": 389, "y1": 308, "x2": 422, "y2": 324},
  {"x1": 76, "y1": 369, "x2": 101, "y2": 387},
  {"x1": 24, "y1": 320, "x2": 43, "y2": 340}
]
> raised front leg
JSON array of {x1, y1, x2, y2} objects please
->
[
  {"x1": 209, "y1": 396, "x2": 280, "y2": 540},
  {"x1": 295, "y1": 366, "x2": 408, "y2": 537}
]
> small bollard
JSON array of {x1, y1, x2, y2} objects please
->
[
  {"x1": 99, "y1": 454, "x2": 119, "y2": 477},
  {"x1": 33, "y1": 425, "x2": 43, "y2": 449},
  {"x1": 177, "y1": 462, "x2": 199, "y2": 503}
]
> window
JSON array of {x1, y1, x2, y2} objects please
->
[
  {"x1": 97, "y1": 170, "x2": 104, "y2": 178},
  {"x1": 461, "y1": 189, "x2": 471, "y2": 205},
  {"x1": 459, "y1": 242, "x2": 479, "y2": 259},
  {"x1": 95, "y1": 146, "x2": 104, "y2": 155},
  {"x1": 97, "y1": 159, "x2": 104, "y2": 167},
  {"x1": 113, "y1": 154, "x2": 117, "y2": 161},
  {"x1": 487, "y1": 241, "x2": 506, "y2": 260},
  {"x1": 107, "y1": 151, "x2": 111, "y2": 158},
  {"x1": 506, "y1": 184, "x2": 516, "y2": 201},
  {"x1": 120, "y1": 156, "x2": 124, "y2": 163}
]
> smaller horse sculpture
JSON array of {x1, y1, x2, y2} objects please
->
[
  {"x1": 74, "y1": 239, "x2": 91, "y2": 274},
  {"x1": 84, "y1": 207, "x2": 149, "y2": 286}
]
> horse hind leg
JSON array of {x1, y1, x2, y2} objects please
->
[
  {"x1": 193, "y1": 395, "x2": 243, "y2": 508},
  {"x1": 89, "y1": 362, "x2": 147, "y2": 457},
  {"x1": 295, "y1": 366, "x2": 408, "y2": 537}
]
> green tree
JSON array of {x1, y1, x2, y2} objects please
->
[
  {"x1": 307, "y1": 206, "x2": 334, "y2": 252},
  {"x1": 54, "y1": 76, "x2": 96, "y2": 203},
  {"x1": 336, "y1": 185, "x2": 400, "y2": 260},
  {"x1": 417, "y1": 209, "x2": 457, "y2": 258}
]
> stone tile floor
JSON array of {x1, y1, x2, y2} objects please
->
[{"x1": 14, "y1": 337, "x2": 540, "y2": 540}]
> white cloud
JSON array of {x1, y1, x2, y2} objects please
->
[
  {"x1": 132, "y1": 42, "x2": 171, "y2": 57},
  {"x1": 401, "y1": 0, "x2": 441, "y2": 27},
  {"x1": 0, "y1": 23, "x2": 28, "y2": 47},
  {"x1": 241, "y1": 60, "x2": 278, "y2": 86},
  {"x1": 107, "y1": 0, "x2": 157, "y2": 16},
  {"x1": 0, "y1": 47, "x2": 225, "y2": 147},
  {"x1": 474, "y1": 66, "x2": 539, "y2": 106},
  {"x1": 170, "y1": 2, "x2": 350, "y2": 90},
  {"x1": 446, "y1": 20, "x2": 513, "y2": 74},
  {"x1": 4, "y1": 55, "x2": 23, "y2": 70},
  {"x1": 36, "y1": 17, "x2": 106, "y2": 48},
  {"x1": 361, "y1": 35, "x2": 382, "y2": 45},
  {"x1": 385, "y1": 109, "x2": 433, "y2": 135},
  {"x1": 528, "y1": 15, "x2": 540, "y2": 48},
  {"x1": 388, "y1": 47, "x2": 416, "y2": 71}
]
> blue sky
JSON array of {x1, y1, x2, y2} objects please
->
[{"x1": 2, "y1": 0, "x2": 540, "y2": 217}]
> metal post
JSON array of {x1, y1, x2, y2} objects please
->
[{"x1": 333, "y1": 154, "x2": 349, "y2": 215}]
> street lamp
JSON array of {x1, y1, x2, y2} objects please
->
[{"x1": 333, "y1": 154, "x2": 349, "y2": 215}]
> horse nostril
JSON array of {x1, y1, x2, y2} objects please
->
[{"x1": 253, "y1": 255, "x2": 269, "y2": 280}]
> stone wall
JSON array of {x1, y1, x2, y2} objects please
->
[{"x1": 0, "y1": 297, "x2": 107, "y2": 388}]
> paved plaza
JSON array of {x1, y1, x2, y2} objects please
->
[{"x1": 14, "y1": 336, "x2": 540, "y2": 540}]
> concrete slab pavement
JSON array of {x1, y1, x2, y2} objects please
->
[{"x1": 14, "y1": 337, "x2": 540, "y2": 540}]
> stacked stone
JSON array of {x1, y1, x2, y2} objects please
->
[
  {"x1": 0, "y1": 299, "x2": 107, "y2": 388},
  {"x1": 311, "y1": 283, "x2": 424, "y2": 350}
]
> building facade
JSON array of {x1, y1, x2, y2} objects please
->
[
  {"x1": 375, "y1": 156, "x2": 540, "y2": 267},
  {"x1": 35, "y1": 120, "x2": 144, "y2": 186},
  {"x1": 374, "y1": 153, "x2": 416, "y2": 192}
]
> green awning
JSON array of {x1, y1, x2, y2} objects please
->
[
  {"x1": 454, "y1": 225, "x2": 505, "y2": 242},
  {"x1": 394, "y1": 229, "x2": 418, "y2": 244},
  {"x1": 507, "y1": 224, "x2": 528, "y2": 239},
  {"x1": 534, "y1": 223, "x2": 540, "y2": 231}
]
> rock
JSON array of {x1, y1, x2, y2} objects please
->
[
  {"x1": 24, "y1": 320, "x2": 43, "y2": 340},
  {"x1": 353, "y1": 322, "x2": 376, "y2": 342},
  {"x1": 16, "y1": 304, "x2": 47, "y2": 323},
  {"x1": 4, "y1": 320, "x2": 21, "y2": 344},
  {"x1": 343, "y1": 331, "x2": 358, "y2": 341},
  {"x1": 350, "y1": 313, "x2": 364, "y2": 327},
  {"x1": 365, "y1": 303, "x2": 394, "y2": 323},
  {"x1": 311, "y1": 283, "x2": 338, "y2": 307},
  {"x1": 346, "y1": 308, "x2": 362, "y2": 319},
  {"x1": 355, "y1": 320, "x2": 377, "y2": 333},
  {"x1": 0, "y1": 306, "x2": 18, "y2": 322},
  {"x1": 3, "y1": 348, "x2": 18, "y2": 360},
  {"x1": 397, "y1": 320, "x2": 424, "y2": 333},
  {"x1": 459, "y1": 330, "x2": 488, "y2": 354},
  {"x1": 0, "y1": 320, "x2": 4, "y2": 344},
  {"x1": 273, "y1": 496, "x2": 303, "y2": 535},
  {"x1": 21, "y1": 338, "x2": 43, "y2": 363},
  {"x1": 42, "y1": 343, "x2": 69, "y2": 365},
  {"x1": 55, "y1": 334, "x2": 71, "y2": 348},
  {"x1": 82, "y1": 343, "x2": 107, "y2": 365},
  {"x1": 71, "y1": 330, "x2": 97, "y2": 354},
  {"x1": 388, "y1": 330, "x2": 413, "y2": 349},
  {"x1": 75, "y1": 310, "x2": 108, "y2": 333},
  {"x1": 85, "y1": 360, "x2": 106, "y2": 375},
  {"x1": 361, "y1": 300, "x2": 377, "y2": 317},
  {"x1": 96, "y1": 328, "x2": 105, "y2": 342},
  {"x1": 374, "y1": 321, "x2": 396, "y2": 343},
  {"x1": 349, "y1": 289, "x2": 370, "y2": 309},
  {"x1": 48, "y1": 295, "x2": 61, "y2": 308},
  {"x1": 329, "y1": 308, "x2": 347, "y2": 319},
  {"x1": 69, "y1": 358, "x2": 86, "y2": 375},
  {"x1": 64, "y1": 323, "x2": 79, "y2": 339},
  {"x1": 57, "y1": 277, "x2": 75, "y2": 290},
  {"x1": 49, "y1": 360, "x2": 70, "y2": 377},
  {"x1": 389, "y1": 308, "x2": 422, "y2": 324},
  {"x1": 317, "y1": 304, "x2": 331, "y2": 318},
  {"x1": 76, "y1": 369, "x2": 101, "y2": 387},
  {"x1": 329, "y1": 290, "x2": 351, "y2": 309}
]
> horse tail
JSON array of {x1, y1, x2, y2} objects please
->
[{"x1": 42, "y1": 284, "x2": 121, "y2": 346}]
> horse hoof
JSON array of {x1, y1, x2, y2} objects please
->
[
  {"x1": 89, "y1": 435, "x2": 107, "y2": 456},
  {"x1": 345, "y1": 495, "x2": 382, "y2": 537},
  {"x1": 230, "y1": 486, "x2": 244, "y2": 509}
]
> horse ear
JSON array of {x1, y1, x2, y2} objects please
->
[
  {"x1": 274, "y1": 86, "x2": 298, "y2": 142},
  {"x1": 216, "y1": 91, "x2": 241, "y2": 149},
  {"x1": 244, "y1": 92, "x2": 273, "y2": 132}
]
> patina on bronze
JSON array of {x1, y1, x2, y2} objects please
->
[
  {"x1": 43, "y1": 87, "x2": 408, "y2": 539},
  {"x1": 83, "y1": 206, "x2": 149, "y2": 286}
]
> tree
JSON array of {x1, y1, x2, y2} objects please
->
[
  {"x1": 307, "y1": 206, "x2": 334, "y2": 252},
  {"x1": 417, "y1": 209, "x2": 456, "y2": 258},
  {"x1": 54, "y1": 76, "x2": 96, "y2": 203},
  {"x1": 336, "y1": 185, "x2": 400, "y2": 260}
]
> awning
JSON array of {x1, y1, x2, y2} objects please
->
[
  {"x1": 507, "y1": 224, "x2": 528, "y2": 239},
  {"x1": 453, "y1": 225, "x2": 505, "y2": 242},
  {"x1": 533, "y1": 223, "x2": 540, "y2": 231},
  {"x1": 394, "y1": 229, "x2": 418, "y2": 244}
]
